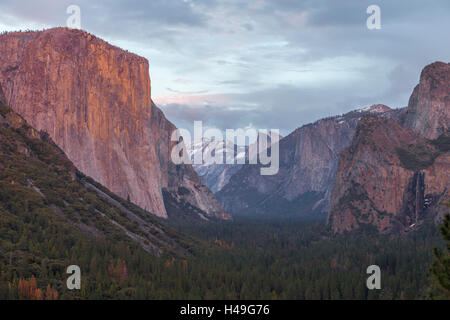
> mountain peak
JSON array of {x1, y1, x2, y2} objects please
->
[
  {"x1": 357, "y1": 104, "x2": 392, "y2": 113},
  {"x1": 421, "y1": 61, "x2": 450, "y2": 79},
  {"x1": 328, "y1": 61, "x2": 450, "y2": 233},
  {"x1": 404, "y1": 61, "x2": 450, "y2": 139}
]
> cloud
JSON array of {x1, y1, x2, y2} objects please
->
[
  {"x1": 0, "y1": 0, "x2": 449, "y2": 135},
  {"x1": 158, "y1": 77, "x2": 395, "y2": 137}
]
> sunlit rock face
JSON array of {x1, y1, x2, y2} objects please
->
[
  {"x1": 328, "y1": 117, "x2": 449, "y2": 233},
  {"x1": 403, "y1": 62, "x2": 450, "y2": 139},
  {"x1": 0, "y1": 28, "x2": 229, "y2": 220},
  {"x1": 329, "y1": 62, "x2": 450, "y2": 233}
]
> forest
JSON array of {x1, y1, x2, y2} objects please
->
[
  {"x1": 0, "y1": 209, "x2": 447, "y2": 299},
  {"x1": 0, "y1": 101, "x2": 448, "y2": 300}
]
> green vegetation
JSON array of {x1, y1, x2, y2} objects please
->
[
  {"x1": 429, "y1": 203, "x2": 450, "y2": 299},
  {"x1": 396, "y1": 131, "x2": 450, "y2": 171},
  {"x1": 0, "y1": 108, "x2": 446, "y2": 300},
  {"x1": 0, "y1": 108, "x2": 199, "y2": 299},
  {"x1": 338, "y1": 182, "x2": 369, "y2": 205},
  {"x1": 431, "y1": 132, "x2": 450, "y2": 152},
  {"x1": 396, "y1": 145, "x2": 439, "y2": 171},
  {"x1": 0, "y1": 103, "x2": 12, "y2": 116},
  {"x1": 172, "y1": 216, "x2": 443, "y2": 300}
]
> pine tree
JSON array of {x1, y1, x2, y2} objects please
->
[{"x1": 429, "y1": 203, "x2": 450, "y2": 300}]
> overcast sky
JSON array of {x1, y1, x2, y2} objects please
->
[{"x1": 0, "y1": 0, "x2": 449, "y2": 136}]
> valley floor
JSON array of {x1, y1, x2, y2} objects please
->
[{"x1": 166, "y1": 216, "x2": 443, "y2": 300}]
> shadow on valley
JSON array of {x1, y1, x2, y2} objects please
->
[{"x1": 167, "y1": 215, "x2": 445, "y2": 299}]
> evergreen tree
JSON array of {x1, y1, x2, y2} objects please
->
[{"x1": 429, "y1": 203, "x2": 450, "y2": 300}]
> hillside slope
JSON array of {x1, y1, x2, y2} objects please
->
[
  {"x1": 0, "y1": 28, "x2": 228, "y2": 220},
  {"x1": 0, "y1": 91, "x2": 199, "y2": 262}
]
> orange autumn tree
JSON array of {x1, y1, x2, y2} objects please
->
[
  {"x1": 45, "y1": 284, "x2": 58, "y2": 300},
  {"x1": 108, "y1": 259, "x2": 128, "y2": 283},
  {"x1": 214, "y1": 237, "x2": 235, "y2": 249},
  {"x1": 16, "y1": 276, "x2": 57, "y2": 300}
]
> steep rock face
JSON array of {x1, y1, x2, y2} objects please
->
[
  {"x1": 217, "y1": 105, "x2": 394, "y2": 217},
  {"x1": 328, "y1": 116, "x2": 449, "y2": 233},
  {"x1": 403, "y1": 62, "x2": 450, "y2": 139},
  {"x1": 189, "y1": 132, "x2": 281, "y2": 194},
  {"x1": 196, "y1": 163, "x2": 243, "y2": 194},
  {"x1": 149, "y1": 104, "x2": 230, "y2": 220},
  {"x1": 0, "y1": 88, "x2": 194, "y2": 256},
  {"x1": 328, "y1": 61, "x2": 450, "y2": 233},
  {"x1": 188, "y1": 138, "x2": 244, "y2": 193},
  {"x1": 0, "y1": 28, "x2": 228, "y2": 219}
]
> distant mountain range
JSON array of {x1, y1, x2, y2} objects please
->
[
  {"x1": 187, "y1": 131, "x2": 281, "y2": 193},
  {"x1": 198, "y1": 62, "x2": 449, "y2": 233},
  {"x1": 214, "y1": 104, "x2": 402, "y2": 217},
  {"x1": 187, "y1": 138, "x2": 244, "y2": 193},
  {"x1": 0, "y1": 27, "x2": 448, "y2": 235}
]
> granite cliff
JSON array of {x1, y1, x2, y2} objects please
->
[
  {"x1": 403, "y1": 62, "x2": 450, "y2": 139},
  {"x1": 0, "y1": 87, "x2": 193, "y2": 255},
  {"x1": 328, "y1": 116, "x2": 449, "y2": 233},
  {"x1": 0, "y1": 28, "x2": 228, "y2": 220},
  {"x1": 188, "y1": 138, "x2": 244, "y2": 193},
  {"x1": 216, "y1": 105, "x2": 395, "y2": 217},
  {"x1": 329, "y1": 62, "x2": 450, "y2": 233}
]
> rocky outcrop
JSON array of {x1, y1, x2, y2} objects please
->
[
  {"x1": 150, "y1": 104, "x2": 230, "y2": 220},
  {"x1": 403, "y1": 62, "x2": 450, "y2": 139},
  {"x1": 189, "y1": 138, "x2": 244, "y2": 193},
  {"x1": 190, "y1": 132, "x2": 282, "y2": 194},
  {"x1": 328, "y1": 116, "x2": 449, "y2": 233},
  {"x1": 328, "y1": 62, "x2": 450, "y2": 233},
  {"x1": 217, "y1": 105, "x2": 395, "y2": 217},
  {"x1": 0, "y1": 28, "x2": 229, "y2": 220}
]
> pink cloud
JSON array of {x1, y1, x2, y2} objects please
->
[{"x1": 153, "y1": 93, "x2": 232, "y2": 105}]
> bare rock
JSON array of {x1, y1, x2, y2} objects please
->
[{"x1": 0, "y1": 28, "x2": 228, "y2": 219}]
